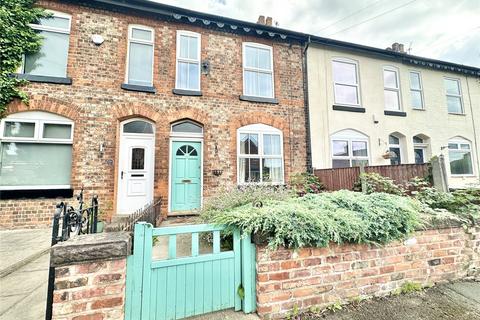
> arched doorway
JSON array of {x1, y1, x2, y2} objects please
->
[
  {"x1": 117, "y1": 118, "x2": 155, "y2": 214},
  {"x1": 169, "y1": 120, "x2": 203, "y2": 213}
]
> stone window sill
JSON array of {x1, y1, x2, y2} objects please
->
[
  {"x1": 239, "y1": 95, "x2": 279, "y2": 104},
  {"x1": 332, "y1": 105, "x2": 366, "y2": 113},
  {"x1": 121, "y1": 83, "x2": 156, "y2": 93},
  {"x1": 384, "y1": 110, "x2": 407, "y2": 117},
  {"x1": 15, "y1": 73, "x2": 72, "y2": 85},
  {"x1": 172, "y1": 89, "x2": 202, "y2": 96},
  {"x1": 0, "y1": 188, "x2": 73, "y2": 200}
]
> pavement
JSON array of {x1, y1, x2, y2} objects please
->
[
  {"x1": 316, "y1": 281, "x2": 480, "y2": 320},
  {"x1": 0, "y1": 228, "x2": 51, "y2": 320}
]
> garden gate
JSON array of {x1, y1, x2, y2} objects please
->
[{"x1": 125, "y1": 222, "x2": 256, "y2": 320}]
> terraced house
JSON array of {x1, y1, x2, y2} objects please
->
[
  {"x1": 306, "y1": 41, "x2": 480, "y2": 188},
  {"x1": 1, "y1": 0, "x2": 479, "y2": 230},
  {"x1": 0, "y1": 0, "x2": 309, "y2": 228}
]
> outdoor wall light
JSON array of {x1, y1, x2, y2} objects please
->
[
  {"x1": 212, "y1": 169, "x2": 223, "y2": 176},
  {"x1": 201, "y1": 60, "x2": 210, "y2": 75},
  {"x1": 91, "y1": 34, "x2": 104, "y2": 45}
]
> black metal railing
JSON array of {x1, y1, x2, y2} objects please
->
[
  {"x1": 120, "y1": 198, "x2": 162, "y2": 232},
  {"x1": 46, "y1": 190, "x2": 99, "y2": 320}
]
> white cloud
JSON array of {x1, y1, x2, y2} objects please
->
[{"x1": 152, "y1": 0, "x2": 480, "y2": 67}]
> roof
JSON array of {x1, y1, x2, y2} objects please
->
[{"x1": 66, "y1": 0, "x2": 479, "y2": 76}]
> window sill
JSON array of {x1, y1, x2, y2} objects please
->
[
  {"x1": 448, "y1": 112, "x2": 466, "y2": 116},
  {"x1": 121, "y1": 83, "x2": 156, "y2": 93},
  {"x1": 239, "y1": 95, "x2": 279, "y2": 104},
  {"x1": 172, "y1": 89, "x2": 202, "y2": 96},
  {"x1": 0, "y1": 188, "x2": 73, "y2": 200},
  {"x1": 15, "y1": 73, "x2": 72, "y2": 85},
  {"x1": 332, "y1": 105, "x2": 366, "y2": 113},
  {"x1": 384, "y1": 110, "x2": 407, "y2": 117},
  {"x1": 412, "y1": 108, "x2": 425, "y2": 111}
]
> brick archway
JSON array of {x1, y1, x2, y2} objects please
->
[
  {"x1": 229, "y1": 112, "x2": 292, "y2": 184},
  {"x1": 5, "y1": 97, "x2": 81, "y2": 121}
]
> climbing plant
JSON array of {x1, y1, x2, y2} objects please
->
[{"x1": 0, "y1": 0, "x2": 49, "y2": 117}]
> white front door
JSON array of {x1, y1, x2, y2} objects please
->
[{"x1": 117, "y1": 119, "x2": 155, "y2": 214}]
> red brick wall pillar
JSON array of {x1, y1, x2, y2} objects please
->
[{"x1": 50, "y1": 232, "x2": 131, "y2": 319}]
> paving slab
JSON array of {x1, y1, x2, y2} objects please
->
[
  {"x1": 0, "y1": 253, "x2": 49, "y2": 320},
  {"x1": 316, "y1": 281, "x2": 480, "y2": 320},
  {"x1": 0, "y1": 228, "x2": 51, "y2": 278}
]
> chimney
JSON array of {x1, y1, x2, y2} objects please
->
[
  {"x1": 389, "y1": 42, "x2": 406, "y2": 53},
  {"x1": 257, "y1": 15, "x2": 265, "y2": 25},
  {"x1": 265, "y1": 16, "x2": 273, "y2": 26}
]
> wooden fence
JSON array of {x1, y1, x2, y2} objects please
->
[{"x1": 314, "y1": 163, "x2": 429, "y2": 191}]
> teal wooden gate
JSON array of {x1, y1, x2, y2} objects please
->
[{"x1": 125, "y1": 222, "x2": 256, "y2": 320}]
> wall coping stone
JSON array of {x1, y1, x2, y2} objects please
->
[{"x1": 50, "y1": 232, "x2": 131, "y2": 267}]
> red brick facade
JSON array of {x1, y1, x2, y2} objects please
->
[
  {"x1": 256, "y1": 226, "x2": 480, "y2": 319},
  {"x1": 0, "y1": 0, "x2": 308, "y2": 228},
  {"x1": 52, "y1": 259, "x2": 127, "y2": 320}
]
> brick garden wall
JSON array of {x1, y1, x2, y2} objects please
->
[
  {"x1": 52, "y1": 259, "x2": 126, "y2": 320},
  {"x1": 50, "y1": 232, "x2": 130, "y2": 320},
  {"x1": 1, "y1": 0, "x2": 308, "y2": 229},
  {"x1": 256, "y1": 226, "x2": 480, "y2": 319}
]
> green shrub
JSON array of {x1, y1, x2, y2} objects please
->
[
  {"x1": 290, "y1": 172, "x2": 325, "y2": 196},
  {"x1": 353, "y1": 172, "x2": 404, "y2": 195},
  {"x1": 415, "y1": 187, "x2": 480, "y2": 222},
  {"x1": 203, "y1": 190, "x2": 421, "y2": 249},
  {"x1": 200, "y1": 184, "x2": 294, "y2": 221}
]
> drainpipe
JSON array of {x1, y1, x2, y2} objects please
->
[
  {"x1": 302, "y1": 36, "x2": 313, "y2": 173},
  {"x1": 465, "y1": 75, "x2": 480, "y2": 184}
]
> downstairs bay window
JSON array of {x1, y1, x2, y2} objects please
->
[
  {"x1": 0, "y1": 111, "x2": 73, "y2": 190},
  {"x1": 237, "y1": 124, "x2": 283, "y2": 184}
]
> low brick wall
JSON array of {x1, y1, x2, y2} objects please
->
[
  {"x1": 0, "y1": 198, "x2": 71, "y2": 229},
  {"x1": 50, "y1": 232, "x2": 131, "y2": 320},
  {"x1": 256, "y1": 226, "x2": 480, "y2": 319}
]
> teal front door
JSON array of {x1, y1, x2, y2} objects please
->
[{"x1": 171, "y1": 141, "x2": 202, "y2": 212}]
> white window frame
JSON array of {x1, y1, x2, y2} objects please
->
[
  {"x1": 409, "y1": 71, "x2": 424, "y2": 110},
  {"x1": 0, "y1": 112, "x2": 74, "y2": 190},
  {"x1": 448, "y1": 138, "x2": 474, "y2": 177},
  {"x1": 175, "y1": 30, "x2": 201, "y2": 91},
  {"x1": 20, "y1": 10, "x2": 71, "y2": 75},
  {"x1": 388, "y1": 134, "x2": 402, "y2": 165},
  {"x1": 330, "y1": 130, "x2": 369, "y2": 168},
  {"x1": 125, "y1": 24, "x2": 155, "y2": 86},
  {"x1": 332, "y1": 58, "x2": 361, "y2": 107},
  {"x1": 242, "y1": 42, "x2": 275, "y2": 98},
  {"x1": 444, "y1": 77, "x2": 464, "y2": 114},
  {"x1": 170, "y1": 120, "x2": 204, "y2": 138},
  {"x1": 413, "y1": 136, "x2": 428, "y2": 164},
  {"x1": 237, "y1": 124, "x2": 284, "y2": 185},
  {"x1": 383, "y1": 66, "x2": 402, "y2": 111}
]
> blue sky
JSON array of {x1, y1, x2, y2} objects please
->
[{"x1": 154, "y1": 0, "x2": 480, "y2": 67}]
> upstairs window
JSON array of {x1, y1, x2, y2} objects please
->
[
  {"x1": 243, "y1": 43, "x2": 274, "y2": 98},
  {"x1": 448, "y1": 138, "x2": 473, "y2": 175},
  {"x1": 409, "y1": 71, "x2": 424, "y2": 109},
  {"x1": 331, "y1": 129, "x2": 369, "y2": 168},
  {"x1": 332, "y1": 59, "x2": 360, "y2": 106},
  {"x1": 0, "y1": 112, "x2": 73, "y2": 190},
  {"x1": 444, "y1": 78, "x2": 463, "y2": 114},
  {"x1": 176, "y1": 31, "x2": 201, "y2": 91},
  {"x1": 237, "y1": 124, "x2": 283, "y2": 184},
  {"x1": 22, "y1": 11, "x2": 71, "y2": 77},
  {"x1": 126, "y1": 25, "x2": 154, "y2": 86},
  {"x1": 383, "y1": 67, "x2": 401, "y2": 111}
]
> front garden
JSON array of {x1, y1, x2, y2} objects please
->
[{"x1": 201, "y1": 173, "x2": 480, "y2": 249}]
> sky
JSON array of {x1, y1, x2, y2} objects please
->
[{"x1": 153, "y1": 0, "x2": 480, "y2": 67}]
